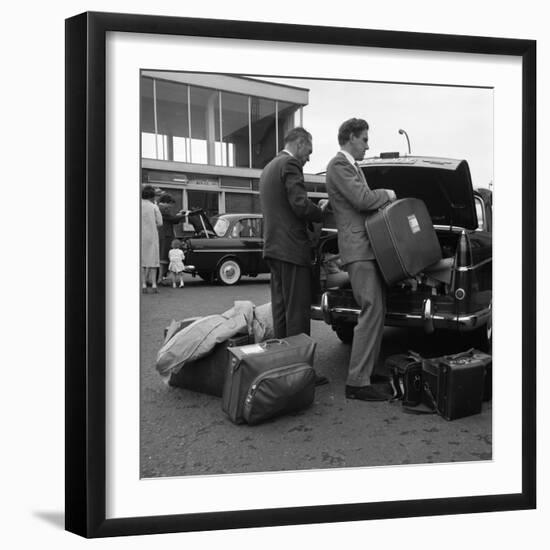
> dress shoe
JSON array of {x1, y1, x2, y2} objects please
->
[
  {"x1": 345, "y1": 384, "x2": 388, "y2": 402},
  {"x1": 314, "y1": 373, "x2": 329, "y2": 386}
]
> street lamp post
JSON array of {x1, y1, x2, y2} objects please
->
[{"x1": 398, "y1": 128, "x2": 411, "y2": 155}]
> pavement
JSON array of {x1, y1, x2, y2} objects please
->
[{"x1": 140, "y1": 274, "x2": 492, "y2": 478}]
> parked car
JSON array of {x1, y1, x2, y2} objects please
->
[
  {"x1": 183, "y1": 210, "x2": 268, "y2": 285},
  {"x1": 310, "y1": 155, "x2": 493, "y2": 352}
]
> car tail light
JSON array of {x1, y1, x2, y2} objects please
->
[{"x1": 456, "y1": 230, "x2": 472, "y2": 268}]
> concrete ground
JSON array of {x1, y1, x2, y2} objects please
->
[{"x1": 140, "y1": 274, "x2": 492, "y2": 478}]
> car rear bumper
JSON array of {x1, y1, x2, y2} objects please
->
[{"x1": 311, "y1": 293, "x2": 492, "y2": 333}]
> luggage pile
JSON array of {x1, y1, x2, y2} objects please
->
[
  {"x1": 156, "y1": 301, "x2": 318, "y2": 425},
  {"x1": 156, "y1": 299, "x2": 491, "y2": 425},
  {"x1": 387, "y1": 348, "x2": 492, "y2": 420}
]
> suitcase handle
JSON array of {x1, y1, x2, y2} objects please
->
[
  {"x1": 406, "y1": 349, "x2": 423, "y2": 361},
  {"x1": 443, "y1": 348, "x2": 476, "y2": 360},
  {"x1": 260, "y1": 339, "x2": 290, "y2": 349}
]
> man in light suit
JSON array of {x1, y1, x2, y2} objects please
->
[
  {"x1": 326, "y1": 118, "x2": 396, "y2": 401},
  {"x1": 260, "y1": 127, "x2": 328, "y2": 340}
]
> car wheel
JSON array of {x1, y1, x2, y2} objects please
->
[
  {"x1": 471, "y1": 318, "x2": 492, "y2": 353},
  {"x1": 197, "y1": 271, "x2": 214, "y2": 284},
  {"x1": 217, "y1": 259, "x2": 242, "y2": 286},
  {"x1": 334, "y1": 323, "x2": 354, "y2": 344}
]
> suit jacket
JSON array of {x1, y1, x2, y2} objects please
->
[
  {"x1": 326, "y1": 152, "x2": 392, "y2": 265},
  {"x1": 260, "y1": 151, "x2": 323, "y2": 266}
]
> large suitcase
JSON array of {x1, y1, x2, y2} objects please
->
[
  {"x1": 365, "y1": 198, "x2": 442, "y2": 285},
  {"x1": 168, "y1": 332, "x2": 251, "y2": 397},
  {"x1": 222, "y1": 334, "x2": 317, "y2": 425},
  {"x1": 421, "y1": 350, "x2": 487, "y2": 420}
]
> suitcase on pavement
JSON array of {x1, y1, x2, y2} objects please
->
[
  {"x1": 168, "y1": 332, "x2": 251, "y2": 397},
  {"x1": 222, "y1": 334, "x2": 317, "y2": 425},
  {"x1": 421, "y1": 349, "x2": 487, "y2": 420},
  {"x1": 365, "y1": 198, "x2": 442, "y2": 285}
]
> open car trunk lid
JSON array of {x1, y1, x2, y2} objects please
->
[
  {"x1": 322, "y1": 157, "x2": 478, "y2": 231},
  {"x1": 187, "y1": 208, "x2": 216, "y2": 236}
]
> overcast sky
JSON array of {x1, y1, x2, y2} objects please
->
[{"x1": 256, "y1": 76, "x2": 493, "y2": 188}]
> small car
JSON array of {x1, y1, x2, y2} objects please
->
[
  {"x1": 310, "y1": 154, "x2": 493, "y2": 352},
  {"x1": 183, "y1": 210, "x2": 268, "y2": 285}
]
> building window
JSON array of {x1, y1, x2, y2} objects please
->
[
  {"x1": 219, "y1": 91, "x2": 250, "y2": 168},
  {"x1": 225, "y1": 192, "x2": 261, "y2": 214},
  {"x1": 156, "y1": 79, "x2": 190, "y2": 162},
  {"x1": 250, "y1": 97, "x2": 277, "y2": 169},
  {"x1": 141, "y1": 75, "x2": 303, "y2": 169},
  {"x1": 187, "y1": 189, "x2": 219, "y2": 220},
  {"x1": 189, "y1": 86, "x2": 218, "y2": 164},
  {"x1": 277, "y1": 101, "x2": 297, "y2": 151},
  {"x1": 220, "y1": 176, "x2": 251, "y2": 189}
]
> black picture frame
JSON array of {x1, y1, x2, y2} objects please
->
[{"x1": 65, "y1": 11, "x2": 536, "y2": 538}]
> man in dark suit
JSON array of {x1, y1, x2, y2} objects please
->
[
  {"x1": 326, "y1": 118, "x2": 396, "y2": 401},
  {"x1": 260, "y1": 127, "x2": 328, "y2": 340}
]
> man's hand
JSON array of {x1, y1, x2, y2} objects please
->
[
  {"x1": 318, "y1": 198, "x2": 329, "y2": 212},
  {"x1": 386, "y1": 190, "x2": 397, "y2": 202}
]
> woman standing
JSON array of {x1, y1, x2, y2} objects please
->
[{"x1": 141, "y1": 184, "x2": 163, "y2": 292}]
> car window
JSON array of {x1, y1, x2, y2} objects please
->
[
  {"x1": 213, "y1": 218, "x2": 230, "y2": 237},
  {"x1": 231, "y1": 218, "x2": 261, "y2": 238}
]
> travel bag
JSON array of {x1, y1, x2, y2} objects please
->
[
  {"x1": 386, "y1": 351, "x2": 424, "y2": 407},
  {"x1": 421, "y1": 349, "x2": 488, "y2": 420},
  {"x1": 365, "y1": 198, "x2": 442, "y2": 285},
  {"x1": 169, "y1": 332, "x2": 251, "y2": 397},
  {"x1": 222, "y1": 334, "x2": 317, "y2": 425}
]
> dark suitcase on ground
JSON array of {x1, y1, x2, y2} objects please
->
[
  {"x1": 422, "y1": 349, "x2": 487, "y2": 420},
  {"x1": 386, "y1": 352, "x2": 423, "y2": 407},
  {"x1": 365, "y1": 198, "x2": 442, "y2": 285},
  {"x1": 168, "y1": 330, "x2": 251, "y2": 397},
  {"x1": 222, "y1": 334, "x2": 317, "y2": 425}
]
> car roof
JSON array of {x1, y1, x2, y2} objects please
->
[{"x1": 216, "y1": 213, "x2": 263, "y2": 220}]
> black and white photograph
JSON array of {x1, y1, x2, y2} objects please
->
[
  {"x1": 140, "y1": 70, "x2": 493, "y2": 479},
  {"x1": 55, "y1": 6, "x2": 538, "y2": 542}
]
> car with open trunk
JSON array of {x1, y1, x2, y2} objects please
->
[
  {"x1": 183, "y1": 210, "x2": 268, "y2": 285},
  {"x1": 310, "y1": 154, "x2": 493, "y2": 352}
]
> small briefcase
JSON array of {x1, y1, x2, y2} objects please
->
[
  {"x1": 222, "y1": 334, "x2": 317, "y2": 425},
  {"x1": 422, "y1": 349, "x2": 487, "y2": 421},
  {"x1": 386, "y1": 351, "x2": 423, "y2": 407}
]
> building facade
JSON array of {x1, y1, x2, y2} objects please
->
[{"x1": 140, "y1": 71, "x2": 326, "y2": 234}]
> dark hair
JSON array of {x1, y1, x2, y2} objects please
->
[
  {"x1": 142, "y1": 184, "x2": 156, "y2": 199},
  {"x1": 337, "y1": 118, "x2": 369, "y2": 146},
  {"x1": 159, "y1": 193, "x2": 175, "y2": 204},
  {"x1": 284, "y1": 127, "x2": 312, "y2": 146}
]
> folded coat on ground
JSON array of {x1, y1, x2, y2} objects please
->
[{"x1": 156, "y1": 300, "x2": 273, "y2": 381}]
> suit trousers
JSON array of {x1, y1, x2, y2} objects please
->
[
  {"x1": 346, "y1": 260, "x2": 386, "y2": 386},
  {"x1": 267, "y1": 258, "x2": 312, "y2": 338}
]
